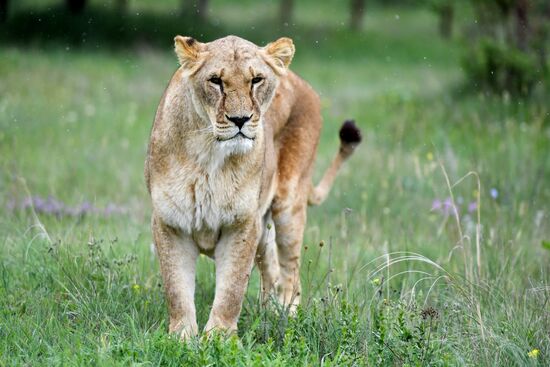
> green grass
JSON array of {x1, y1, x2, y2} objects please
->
[{"x1": 1, "y1": 1, "x2": 549, "y2": 365}]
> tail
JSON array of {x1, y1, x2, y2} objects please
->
[{"x1": 308, "y1": 120, "x2": 362, "y2": 206}]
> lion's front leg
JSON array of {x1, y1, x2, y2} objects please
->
[
  {"x1": 255, "y1": 212, "x2": 280, "y2": 305},
  {"x1": 204, "y1": 218, "x2": 259, "y2": 334},
  {"x1": 152, "y1": 216, "x2": 199, "y2": 340}
]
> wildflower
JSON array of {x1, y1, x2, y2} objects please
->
[
  {"x1": 443, "y1": 197, "x2": 454, "y2": 213},
  {"x1": 468, "y1": 201, "x2": 477, "y2": 213},
  {"x1": 371, "y1": 278, "x2": 381, "y2": 286},
  {"x1": 426, "y1": 152, "x2": 434, "y2": 161},
  {"x1": 431, "y1": 197, "x2": 456, "y2": 216},
  {"x1": 528, "y1": 349, "x2": 539, "y2": 359},
  {"x1": 431, "y1": 199, "x2": 442, "y2": 211},
  {"x1": 10, "y1": 195, "x2": 126, "y2": 218},
  {"x1": 490, "y1": 188, "x2": 498, "y2": 199},
  {"x1": 132, "y1": 284, "x2": 141, "y2": 293}
]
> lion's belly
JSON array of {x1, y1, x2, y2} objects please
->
[{"x1": 151, "y1": 168, "x2": 259, "y2": 251}]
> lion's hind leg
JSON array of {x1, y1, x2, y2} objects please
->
[{"x1": 271, "y1": 200, "x2": 307, "y2": 313}]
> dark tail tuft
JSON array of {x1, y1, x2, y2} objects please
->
[
  {"x1": 339, "y1": 120, "x2": 362, "y2": 145},
  {"x1": 309, "y1": 120, "x2": 361, "y2": 205}
]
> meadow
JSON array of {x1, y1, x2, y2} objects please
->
[{"x1": 0, "y1": 0, "x2": 549, "y2": 365}]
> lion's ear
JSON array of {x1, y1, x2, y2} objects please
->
[
  {"x1": 174, "y1": 35, "x2": 206, "y2": 75},
  {"x1": 262, "y1": 37, "x2": 295, "y2": 75}
]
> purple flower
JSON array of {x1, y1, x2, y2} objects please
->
[
  {"x1": 42, "y1": 196, "x2": 64, "y2": 216},
  {"x1": 431, "y1": 199, "x2": 442, "y2": 211},
  {"x1": 75, "y1": 201, "x2": 94, "y2": 217},
  {"x1": 490, "y1": 188, "x2": 498, "y2": 199},
  {"x1": 6, "y1": 195, "x2": 126, "y2": 218},
  {"x1": 431, "y1": 197, "x2": 458, "y2": 216},
  {"x1": 443, "y1": 198, "x2": 456, "y2": 215},
  {"x1": 468, "y1": 201, "x2": 477, "y2": 213}
]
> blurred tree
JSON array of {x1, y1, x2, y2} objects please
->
[
  {"x1": 350, "y1": 0, "x2": 365, "y2": 31},
  {"x1": 280, "y1": 0, "x2": 293, "y2": 25},
  {"x1": 183, "y1": 0, "x2": 209, "y2": 21},
  {"x1": 515, "y1": 0, "x2": 528, "y2": 50},
  {"x1": 116, "y1": 0, "x2": 128, "y2": 14},
  {"x1": 0, "y1": 0, "x2": 7, "y2": 23},
  {"x1": 534, "y1": 1, "x2": 550, "y2": 72},
  {"x1": 463, "y1": 0, "x2": 549, "y2": 94},
  {"x1": 66, "y1": 0, "x2": 87, "y2": 14},
  {"x1": 429, "y1": 0, "x2": 454, "y2": 39}
]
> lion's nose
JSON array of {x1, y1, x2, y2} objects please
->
[{"x1": 226, "y1": 115, "x2": 251, "y2": 129}]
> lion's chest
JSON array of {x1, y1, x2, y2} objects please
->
[{"x1": 151, "y1": 162, "x2": 259, "y2": 250}]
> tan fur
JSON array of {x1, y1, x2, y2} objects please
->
[{"x1": 145, "y1": 35, "x2": 359, "y2": 339}]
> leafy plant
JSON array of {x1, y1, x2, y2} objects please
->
[{"x1": 462, "y1": 0, "x2": 550, "y2": 95}]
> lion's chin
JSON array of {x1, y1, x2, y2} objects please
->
[{"x1": 216, "y1": 134, "x2": 255, "y2": 156}]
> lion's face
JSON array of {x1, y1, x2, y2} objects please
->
[{"x1": 174, "y1": 35, "x2": 295, "y2": 154}]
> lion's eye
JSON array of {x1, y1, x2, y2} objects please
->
[
  {"x1": 251, "y1": 77, "x2": 263, "y2": 84},
  {"x1": 209, "y1": 77, "x2": 222, "y2": 85}
]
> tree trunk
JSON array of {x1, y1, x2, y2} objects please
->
[
  {"x1": 0, "y1": 0, "x2": 8, "y2": 23},
  {"x1": 350, "y1": 0, "x2": 365, "y2": 31},
  {"x1": 537, "y1": 1, "x2": 550, "y2": 72},
  {"x1": 514, "y1": 0, "x2": 529, "y2": 51},
  {"x1": 66, "y1": 0, "x2": 87, "y2": 14},
  {"x1": 438, "y1": 4, "x2": 454, "y2": 39},
  {"x1": 116, "y1": 0, "x2": 127, "y2": 13},
  {"x1": 280, "y1": 0, "x2": 293, "y2": 25}
]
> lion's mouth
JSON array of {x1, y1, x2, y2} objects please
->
[{"x1": 218, "y1": 132, "x2": 255, "y2": 141}]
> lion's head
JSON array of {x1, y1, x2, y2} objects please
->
[{"x1": 174, "y1": 35, "x2": 295, "y2": 154}]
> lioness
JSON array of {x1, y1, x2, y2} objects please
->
[{"x1": 145, "y1": 35, "x2": 361, "y2": 339}]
